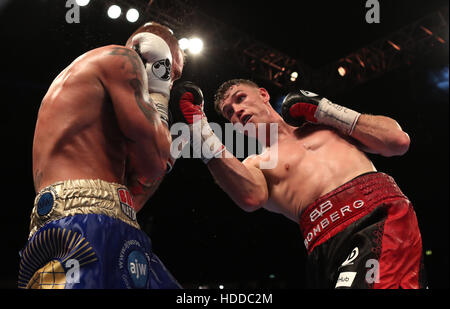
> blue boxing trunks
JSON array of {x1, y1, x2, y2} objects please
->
[{"x1": 18, "y1": 179, "x2": 181, "y2": 289}]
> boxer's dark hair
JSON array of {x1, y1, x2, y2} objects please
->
[{"x1": 214, "y1": 79, "x2": 259, "y2": 117}]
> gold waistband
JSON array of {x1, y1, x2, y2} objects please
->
[{"x1": 29, "y1": 179, "x2": 140, "y2": 239}]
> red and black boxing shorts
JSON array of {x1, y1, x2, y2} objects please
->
[{"x1": 299, "y1": 172, "x2": 427, "y2": 289}]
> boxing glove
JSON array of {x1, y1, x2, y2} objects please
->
[
  {"x1": 131, "y1": 32, "x2": 173, "y2": 126},
  {"x1": 281, "y1": 90, "x2": 361, "y2": 135},
  {"x1": 169, "y1": 81, "x2": 225, "y2": 164}
]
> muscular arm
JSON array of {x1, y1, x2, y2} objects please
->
[
  {"x1": 351, "y1": 114, "x2": 410, "y2": 157},
  {"x1": 100, "y1": 46, "x2": 171, "y2": 184},
  {"x1": 281, "y1": 91, "x2": 410, "y2": 158},
  {"x1": 207, "y1": 151, "x2": 268, "y2": 212}
]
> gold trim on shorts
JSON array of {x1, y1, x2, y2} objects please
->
[{"x1": 29, "y1": 179, "x2": 140, "y2": 239}]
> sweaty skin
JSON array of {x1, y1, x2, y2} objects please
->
[
  {"x1": 33, "y1": 44, "x2": 183, "y2": 211},
  {"x1": 243, "y1": 124, "x2": 376, "y2": 221},
  {"x1": 210, "y1": 84, "x2": 409, "y2": 222}
]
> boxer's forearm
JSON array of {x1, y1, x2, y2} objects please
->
[
  {"x1": 351, "y1": 114, "x2": 410, "y2": 157},
  {"x1": 126, "y1": 127, "x2": 171, "y2": 181},
  {"x1": 207, "y1": 150, "x2": 268, "y2": 212}
]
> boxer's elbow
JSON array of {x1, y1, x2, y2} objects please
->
[
  {"x1": 384, "y1": 131, "x2": 410, "y2": 157},
  {"x1": 395, "y1": 131, "x2": 410, "y2": 155},
  {"x1": 239, "y1": 200, "x2": 262, "y2": 212},
  {"x1": 238, "y1": 192, "x2": 268, "y2": 212}
]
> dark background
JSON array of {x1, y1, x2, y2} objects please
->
[{"x1": 0, "y1": 0, "x2": 448, "y2": 289}]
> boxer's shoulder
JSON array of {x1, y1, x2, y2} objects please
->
[
  {"x1": 101, "y1": 44, "x2": 138, "y2": 57},
  {"x1": 70, "y1": 45, "x2": 139, "y2": 73},
  {"x1": 82, "y1": 45, "x2": 133, "y2": 57},
  {"x1": 94, "y1": 45, "x2": 146, "y2": 82}
]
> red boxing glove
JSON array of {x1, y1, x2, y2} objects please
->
[
  {"x1": 281, "y1": 90, "x2": 361, "y2": 135},
  {"x1": 169, "y1": 81, "x2": 225, "y2": 164},
  {"x1": 281, "y1": 90, "x2": 322, "y2": 126},
  {"x1": 170, "y1": 81, "x2": 205, "y2": 124}
]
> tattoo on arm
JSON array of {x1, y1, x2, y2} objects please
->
[
  {"x1": 129, "y1": 78, "x2": 160, "y2": 124},
  {"x1": 108, "y1": 47, "x2": 159, "y2": 124}
]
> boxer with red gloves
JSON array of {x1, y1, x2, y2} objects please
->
[{"x1": 173, "y1": 78, "x2": 427, "y2": 289}]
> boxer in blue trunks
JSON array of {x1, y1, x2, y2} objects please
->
[{"x1": 18, "y1": 22, "x2": 184, "y2": 289}]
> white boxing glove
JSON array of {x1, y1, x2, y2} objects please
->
[
  {"x1": 131, "y1": 32, "x2": 172, "y2": 96},
  {"x1": 131, "y1": 32, "x2": 173, "y2": 125}
]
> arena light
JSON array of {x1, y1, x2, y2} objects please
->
[
  {"x1": 178, "y1": 38, "x2": 190, "y2": 51},
  {"x1": 387, "y1": 40, "x2": 401, "y2": 51},
  {"x1": 178, "y1": 37, "x2": 204, "y2": 55},
  {"x1": 126, "y1": 8, "x2": 140, "y2": 23},
  {"x1": 188, "y1": 38, "x2": 204, "y2": 55},
  {"x1": 338, "y1": 66, "x2": 347, "y2": 77},
  {"x1": 107, "y1": 5, "x2": 121, "y2": 19},
  {"x1": 290, "y1": 71, "x2": 299, "y2": 82},
  {"x1": 420, "y1": 26, "x2": 434, "y2": 36},
  {"x1": 75, "y1": 0, "x2": 90, "y2": 6},
  {"x1": 356, "y1": 55, "x2": 366, "y2": 68}
]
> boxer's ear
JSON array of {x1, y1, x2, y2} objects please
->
[{"x1": 259, "y1": 88, "x2": 270, "y2": 104}]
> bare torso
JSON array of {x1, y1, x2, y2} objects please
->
[
  {"x1": 248, "y1": 124, "x2": 376, "y2": 222},
  {"x1": 33, "y1": 47, "x2": 127, "y2": 192}
]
